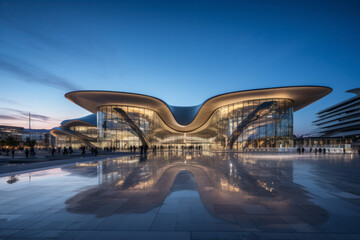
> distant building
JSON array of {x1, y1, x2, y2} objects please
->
[
  {"x1": 0, "y1": 125, "x2": 53, "y2": 148},
  {"x1": 0, "y1": 125, "x2": 24, "y2": 142},
  {"x1": 22, "y1": 129, "x2": 54, "y2": 148},
  {"x1": 297, "y1": 88, "x2": 360, "y2": 148}
]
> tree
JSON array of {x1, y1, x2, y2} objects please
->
[
  {"x1": 5, "y1": 136, "x2": 19, "y2": 148},
  {"x1": 24, "y1": 137, "x2": 36, "y2": 148}
]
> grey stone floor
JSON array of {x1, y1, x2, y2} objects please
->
[{"x1": 0, "y1": 151, "x2": 360, "y2": 239}]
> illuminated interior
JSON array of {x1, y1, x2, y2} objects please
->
[
  {"x1": 51, "y1": 86, "x2": 332, "y2": 150},
  {"x1": 96, "y1": 98, "x2": 293, "y2": 150}
]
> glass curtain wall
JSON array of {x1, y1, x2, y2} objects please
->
[
  {"x1": 69, "y1": 126, "x2": 98, "y2": 138},
  {"x1": 97, "y1": 98, "x2": 293, "y2": 151},
  {"x1": 55, "y1": 135, "x2": 84, "y2": 149},
  {"x1": 208, "y1": 98, "x2": 293, "y2": 150},
  {"x1": 55, "y1": 126, "x2": 98, "y2": 149}
]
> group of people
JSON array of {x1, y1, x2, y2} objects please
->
[
  {"x1": 80, "y1": 146, "x2": 99, "y2": 156},
  {"x1": 55, "y1": 146, "x2": 74, "y2": 156},
  {"x1": 128, "y1": 145, "x2": 149, "y2": 154},
  {"x1": 128, "y1": 145, "x2": 203, "y2": 153},
  {"x1": 24, "y1": 148, "x2": 36, "y2": 158},
  {"x1": 1, "y1": 148, "x2": 14, "y2": 157},
  {"x1": 297, "y1": 146, "x2": 347, "y2": 154}
]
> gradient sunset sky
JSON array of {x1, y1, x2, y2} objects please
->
[{"x1": 0, "y1": 0, "x2": 359, "y2": 135}]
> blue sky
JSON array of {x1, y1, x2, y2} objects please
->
[{"x1": 0, "y1": 0, "x2": 359, "y2": 135}]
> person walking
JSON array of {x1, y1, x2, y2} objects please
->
[
  {"x1": 11, "y1": 148, "x2": 15, "y2": 158},
  {"x1": 25, "y1": 149, "x2": 29, "y2": 158},
  {"x1": 82, "y1": 147, "x2": 86, "y2": 155},
  {"x1": 94, "y1": 148, "x2": 98, "y2": 156}
]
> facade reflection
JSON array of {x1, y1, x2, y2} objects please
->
[{"x1": 65, "y1": 152, "x2": 328, "y2": 225}]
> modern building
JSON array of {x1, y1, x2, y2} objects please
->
[
  {"x1": 298, "y1": 88, "x2": 360, "y2": 147},
  {"x1": 0, "y1": 125, "x2": 24, "y2": 142},
  {"x1": 22, "y1": 129, "x2": 53, "y2": 148},
  {"x1": 50, "y1": 86, "x2": 331, "y2": 151},
  {"x1": 51, "y1": 114, "x2": 98, "y2": 149},
  {"x1": 0, "y1": 125, "x2": 53, "y2": 148}
]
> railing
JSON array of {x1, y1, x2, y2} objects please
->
[{"x1": 219, "y1": 147, "x2": 356, "y2": 154}]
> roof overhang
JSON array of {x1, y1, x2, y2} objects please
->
[
  {"x1": 65, "y1": 86, "x2": 332, "y2": 132},
  {"x1": 61, "y1": 114, "x2": 97, "y2": 127}
]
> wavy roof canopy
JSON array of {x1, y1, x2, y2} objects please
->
[
  {"x1": 65, "y1": 86, "x2": 332, "y2": 132},
  {"x1": 61, "y1": 114, "x2": 97, "y2": 128}
]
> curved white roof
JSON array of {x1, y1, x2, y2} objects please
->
[{"x1": 65, "y1": 86, "x2": 332, "y2": 132}]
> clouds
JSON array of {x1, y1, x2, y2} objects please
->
[
  {"x1": 0, "y1": 108, "x2": 58, "y2": 129},
  {"x1": 0, "y1": 98, "x2": 20, "y2": 105},
  {"x1": 0, "y1": 11, "x2": 85, "y2": 92},
  {"x1": 0, "y1": 54, "x2": 80, "y2": 91},
  {"x1": 0, "y1": 115, "x2": 22, "y2": 120},
  {"x1": 0, "y1": 108, "x2": 54, "y2": 121}
]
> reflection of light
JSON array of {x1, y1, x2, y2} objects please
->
[
  {"x1": 76, "y1": 163, "x2": 98, "y2": 167},
  {"x1": 257, "y1": 180, "x2": 274, "y2": 192},
  {"x1": 128, "y1": 179, "x2": 155, "y2": 189},
  {"x1": 219, "y1": 178, "x2": 241, "y2": 192},
  {"x1": 115, "y1": 179, "x2": 124, "y2": 186}
]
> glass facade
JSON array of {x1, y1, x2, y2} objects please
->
[
  {"x1": 69, "y1": 126, "x2": 98, "y2": 138},
  {"x1": 55, "y1": 135, "x2": 84, "y2": 149},
  {"x1": 55, "y1": 126, "x2": 97, "y2": 149},
  {"x1": 96, "y1": 98, "x2": 293, "y2": 150},
  {"x1": 209, "y1": 98, "x2": 294, "y2": 149}
]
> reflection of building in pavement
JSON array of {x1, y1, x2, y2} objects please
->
[{"x1": 65, "y1": 152, "x2": 328, "y2": 225}]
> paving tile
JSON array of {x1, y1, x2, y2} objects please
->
[
  {"x1": 249, "y1": 215, "x2": 295, "y2": 233},
  {"x1": 1, "y1": 153, "x2": 360, "y2": 239},
  {"x1": 326, "y1": 233, "x2": 360, "y2": 240},
  {"x1": 94, "y1": 213, "x2": 157, "y2": 230},
  {"x1": 150, "y1": 213, "x2": 177, "y2": 230},
  {"x1": 8, "y1": 229, "x2": 65, "y2": 239},
  {"x1": 0, "y1": 229, "x2": 18, "y2": 238},
  {"x1": 192, "y1": 231, "x2": 258, "y2": 240},
  {"x1": 241, "y1": 205, "x2": 272, "y2": 215},
  {"x1": 234, "y1": 215, "x2": 259, "y2": 232},
  {"x1": 280, "y1": 216, "x2": 318, "y2": 233},
  {"x1": 58, "y1": 230, "x2": 190, "y2": 240},
  {"x1": 176, "y1": 222, "x2": 242, "y2": 232}
]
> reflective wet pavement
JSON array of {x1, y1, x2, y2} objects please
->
[{"x1": 1, "y1": 151, "x2": 360, "y2": 239}]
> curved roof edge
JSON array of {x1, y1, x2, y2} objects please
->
[
  {"x1": 317, "y1": 88, "x2": 359, "y2": 115},
  {"x1": 65, "y1": 86, "x2": 332, "y2": 132},
  {"x1": 61, "y1": 114, "x2": 97, "y2": 127},
  {"x1": 346, "y1": 88, "x2": 360, "y2": 96},
  {"x1": 50, "y1": 127, "x2": 97, "y2": 142}
]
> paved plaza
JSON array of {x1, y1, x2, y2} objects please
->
[{"x1": 0, "y1": 151, "x2": 360, "y2": 239}]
